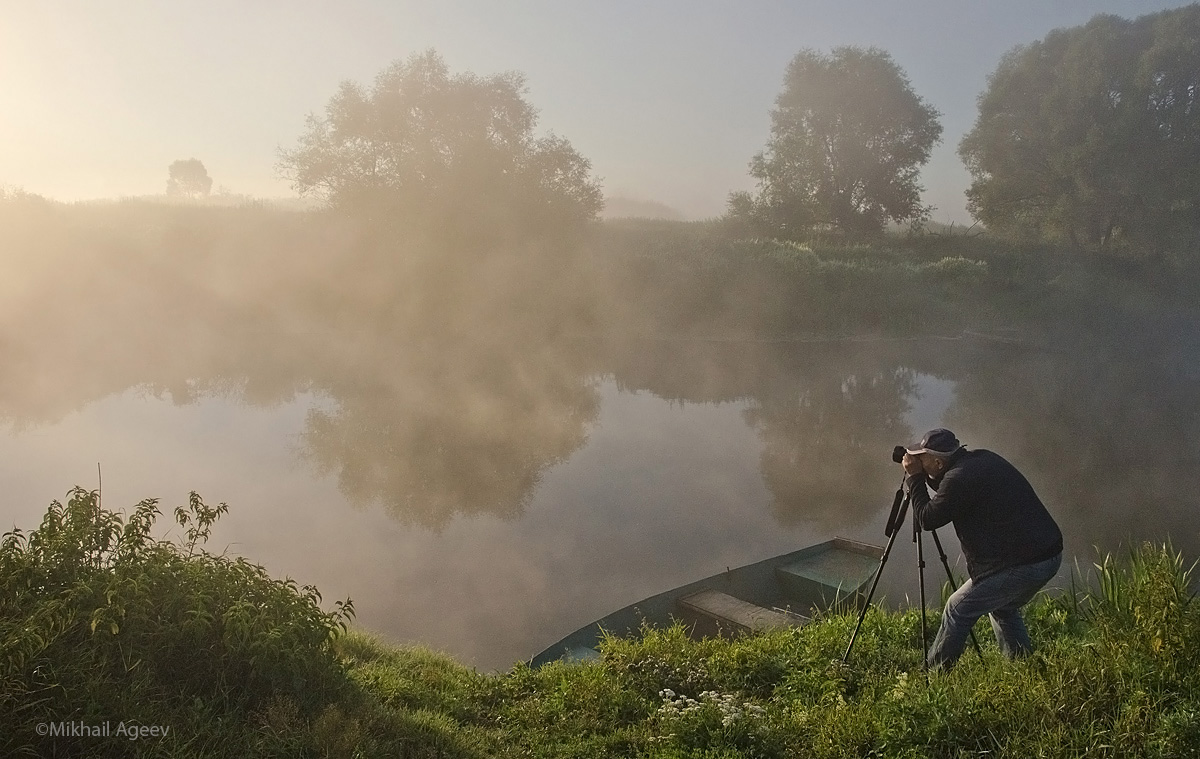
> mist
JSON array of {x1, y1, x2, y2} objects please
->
[{"x1": 3, "y1": 188, "x2": 1198, "y2": 668}]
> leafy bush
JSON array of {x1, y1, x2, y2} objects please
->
[{"x1": 0, "y1": 488, "x2": 354, "y2": 756}]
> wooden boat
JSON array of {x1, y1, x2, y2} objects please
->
[{"x1": 531, "y1": 537, "x2": 884, "y2": 667}]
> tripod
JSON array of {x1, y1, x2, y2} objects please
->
[{"x1": 842, "y1": 478, "x2": 982, "y2": 671}]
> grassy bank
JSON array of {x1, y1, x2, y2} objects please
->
[
  {"x1": 581, "y1": 217, "x2": 1200, "y2": 341},
  {"x1": 3, "y1": 492, "x2": 1198, "y2": 758}
]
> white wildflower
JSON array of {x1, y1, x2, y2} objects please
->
[{"x1": 890, "y1": 672, "x2": 910, "y2": 700}]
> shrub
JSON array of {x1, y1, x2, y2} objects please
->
[{"x1": 0, "y1": 487, "x2": 354, "y2": 756}]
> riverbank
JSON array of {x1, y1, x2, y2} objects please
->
[{"x1": 3, "y1": 490, "x2": 1197, "y2": 757}]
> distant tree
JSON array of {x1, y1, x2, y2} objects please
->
[
  {"x1": 600, "y1": 196, "x2": 684, "y2": 221},
  {"x1": 959, "y1": 6, "x2": 1200, "y2": 252},
  {"x1": 166, "y1": 159, "x2": 213, "y2": 198},
  {"x1": 729, "y1": 47, "x2": 942, "y2": 239},
  {"x1": 0, "y1": 186, "x2": 46, "y2": 203},
  {"x1": 276, "y1": 50, "x2": 603, "y2": 237}
]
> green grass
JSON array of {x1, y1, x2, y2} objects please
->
[
  {"x1": 580, "y1": 218, "x2": 1199, "y2": 341},
  {"x1": 3, "y1": 490, "x2": 1198, "y2": 757}
]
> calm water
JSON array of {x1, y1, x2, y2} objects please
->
[{"x1": 3, "y1": 334, "x2": 1198, "y2": 671}]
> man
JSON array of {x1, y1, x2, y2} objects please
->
[{"x1": 902, "y1": 428, "x2": 1062, "y2": 669}]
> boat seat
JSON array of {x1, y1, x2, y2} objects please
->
[
  {"x1": 775, "y1": 546, "x2": 880, "y2": 606},
  {"x1": 678, "y1": 589, "x2": 807, "y2": 633}
]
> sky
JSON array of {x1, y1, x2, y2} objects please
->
[{"x1": 0, "y1": 0, "x2": 1190, "y2": 222}]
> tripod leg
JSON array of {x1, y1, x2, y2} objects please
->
[
  {"x1": 842, "y1": 527, "x2": 900, "y2": 664},
  {"x1": 929, "y1": 529, "x2": 984, "y2": 659},
  {"x1": 915, "y1": 526, "x2": 928, "y2": 675}
]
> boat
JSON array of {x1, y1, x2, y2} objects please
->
[{"x1": 530, "y1": 537, "x2": 884, "y2": 667}]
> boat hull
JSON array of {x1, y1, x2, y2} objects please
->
[{"x1": 530, "y1": 537, "x2": 883, "y2": 667}]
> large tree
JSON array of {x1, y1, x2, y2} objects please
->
[
  {"x1": 960, "y1": 6, "x2": 1200, "y2": 252},
  {"x1": 730, "y1": 47, "x2": 942, "y2": 239},
  {"x1": 277, "y1": 50, "x2": 602, "y2": 237},
  {"x1": 166, "y1": 158, "x2": 212, "y2": 198}
]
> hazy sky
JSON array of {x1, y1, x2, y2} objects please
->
[{"x1": 0, "y1": 1, "x2": 1188, "y2": 221}]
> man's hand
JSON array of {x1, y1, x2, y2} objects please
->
[{"x1": 902, "y1": 452, "x2": 925, "y2": 476}]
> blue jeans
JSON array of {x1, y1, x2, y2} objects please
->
[{"x1": 927, "y1": 552, "x2": 1061, "y2": 669}]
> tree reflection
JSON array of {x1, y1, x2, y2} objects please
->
[
  {"x1": 746, "y1": 363, "x2": 916, "y2": 531},
  {"x1": 598, "y1": 340, "x2": 919, "y2": 531},
  {"x1": 297, "y1": 337, "x2": 600, "y2": 528}
]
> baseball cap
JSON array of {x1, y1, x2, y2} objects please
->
[{"x1": 905, "y1": 428, "x2": 962, "y2": 457}]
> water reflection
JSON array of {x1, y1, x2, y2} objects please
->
[
  {"x1": 746, "y1": 365, "x2": 916, "y2": 531},
  {"x1": 297, "y1": 339, "x2": 601, "y2": 527},
  {"x1": 4, "y1": 309, "x2": 1197, "y2": 553},
  {"x1": 939, "y1": 345, "x2": 1200, "y2": 561}
]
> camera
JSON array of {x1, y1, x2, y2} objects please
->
[{"x1": 891, "y1": 445, "x2": 906, "y2": 464}]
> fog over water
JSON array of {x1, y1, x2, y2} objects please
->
[{"x1": 3, "y1": 319, "x2": 1197, "y2": 670}]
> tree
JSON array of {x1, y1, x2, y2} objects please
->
[
  {"x1": 729, "y1": 47, "x2": 942, "y2": 239},
  {"x1": 959, "y1": 6, "x2": 1200, "y2": 252},
  {"x1": 166, "y1": 159, "x2": 213, "y2": 198},
  {"x1": 276, "y1": 50, "x2": 603, "y2": 237}
]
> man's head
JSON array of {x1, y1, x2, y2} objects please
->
[{"x1": 905, "y1": 428, "x2": 962, "y2": 477}]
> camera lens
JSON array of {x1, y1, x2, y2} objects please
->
[{"x1": 892, "y1": 446, "x2": 905, "y2": 463}]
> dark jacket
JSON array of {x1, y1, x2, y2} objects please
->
[{"x1": 907, "y1": 448, "x2": 1062, "y2": 581}]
